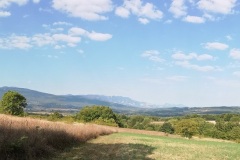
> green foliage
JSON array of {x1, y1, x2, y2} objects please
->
[
  {"x1": 75, "y1": 106, "x2": 119, "y2": 126},
  {"x1": 0, "y1": 91, "x2": 27, "y2": 116},
  {"x1": 175, "y1": 119, "x2": 199, "y2": 139},
  {"x1": 50, "y1": 112, "x2": 64, "y2": 120},
  {"x1": 160, "y1": 122, "x2": 174, "y2": 134}
]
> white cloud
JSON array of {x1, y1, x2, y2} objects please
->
[
  {"x1": 138, "y1": 18, "x2": 149, "y2": 24},
  {"x1": 69, "y1": 27, "x2": 112, "y2": 41},
  {"x1": 172, "y1": 52, "x2": 196, "y2": 60},
  {"x1": 0, "y1": 11, "x2": 11, "y2": 17},
  {"x1": 52, "y1": 34, "x2": 81, "y2": 47},
  {"x1": 198, "y1": 0, "x2": 237, "y2": 14},
  {"x1": 115, "y1": 0, "x2": 163, "y2": 23},
  {"x1": 204, "y1": 42, "x2": 229, "y2": 50},
  {"x1": 53, "y1": 21, "x2": 72, "y2": 26},
  {"x1": 115, "y1": 6, "x2": 130, "y2": 18},
  {"x1": 32, "y1": 0, "x2": 40, "y2": 3},
  {"x1": 142, "y1": 50, "x2": 165, "y2": 62},
  {"x1": 32, "y1": 33, "x2": 54, "y2": 46},
  {"x1": 183, "y1": 15, "x2": 205, "y2": 23},
  {"x1": 197, "y1": 54, "x2": 214, "y2": 61},
  {"x1": 0, "y1": 0, "x2": 28, "y2": 8},
  {"x1": 172, "y1": 52, "x2": 213, "y2": 61},
  {"x1": 52, "y1": 0, "x2": 113, "y2": 21},
  {"x1": 175, "y1": 61, "x2": 220, "y2": 72},
  {"x1": 68, "y1": 27, "x2": 88, "y2": 36},
  {"x1": 0, "y1": 26, "x2": 112, "y2": 50},
  {"x1": 169, "y1": 0, "x2": 187, "y2": 18},
  {"x1": 230, "y1": 48, "x2": 240, "y2": 60},
  {"x1": 0, "y1": 34, "x2": 32, "y2": 49},
  {"x1": 164, "y1": 19, "x2": 172, "y2": 24},
  {"x1": 88, "y1": 31, "x2": 112, "y2": 41},
  {"x1": 0, "y1": 0, "x2": 29, "y2": 17}
]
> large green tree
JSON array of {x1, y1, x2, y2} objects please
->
[
  {"x1": 0, "y1": 91, "x2": 27, "y2": 115},
  {"x1": 75, "y1": 106, "x2": 120, "y2": 126}
]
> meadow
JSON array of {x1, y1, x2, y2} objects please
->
[
  {"x1": 1, "y1": 113, "x2": 240, "y2": 160},
  {"x1": 54, "y1": 131, "x2": 240, "y2": 160},
  {"x1": 0, "y1": 114, "x2": 116, "y2": 159}
]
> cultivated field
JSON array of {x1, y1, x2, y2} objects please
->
[
  {"x1": 0, "y1": 114, "x2": 116, "y2": 159},
  {"x1": 54, "y1": 130, "x2": 240, "y2": 160}
]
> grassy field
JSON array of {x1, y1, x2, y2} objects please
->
[
  {"x1": 0, "y1": 114, "x2": 116, "y2": 159},
  {"x1": 54, "y1": 131, "x2": 240, "y2": 160}
]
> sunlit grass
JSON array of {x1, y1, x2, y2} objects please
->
[
  {"x1": 55, "y1": 132, "x2": 240, "y2": 160},
  {"x1": 0, "y1": 114, "x2": 116, "y2": 159}
]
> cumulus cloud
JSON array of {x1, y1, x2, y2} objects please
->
[
  {"x1": 0, "y1": 34, "x2": 32, "y2": 49},
  {"x1": 230, "y1": 48, "x2": 240, "y2": 60},
  {"x1": 32, "y1": 0, "x2": 41, "y2": 3},
  {"x1": 69, "y1": 27, "x2": 112, "y2": 41},
  {"x1": 53, "y1": 21, "x2": 72, "y2": 26},
  {"x1": 183, "y1": 15, "x2": 205, "y2": 23},
  {"x1": 0, "y1": 11, "x2": 11, "y2": 17},
  {"x1": 115, "y1": 0, "x2": 163, "y2": 24},
  {"x1": 0, "y1": 0, "x2": 29, "y2": 17},
  {"x1": 168, "y1": 0, "x2": 237, "y2": 23},
  {"x1": 175, "y1": 61, "x2": 220, "y2": 72},
  {"x1": 169, "y1": 0, "x2": 187, "y2": 18},
  {"x1": 197, "y1": 0, "x2": 237, "y2": 14},
  {"x1": 172, "y1": 52, "x2": 214, "y2": 61},
  {"x1": 197, "y1": 54, "x2": 214, "y2": 61},
  {"x1": 138, "y1": 18, "x2": 149, "y2": 24},
  {"x1": 52, "y1": 34, "x2": 81, "y2": 47},
  {"x1": 0, "y1": 0, "x2": 28, "y2": 8},
  {"x1": 52, "y1": 0, "x2": 113, "y2": 21},
  {"x1": 115, "y1": 6, "x2": 130, "y2": 18},
  {"x1": 204, "y1": 42, "x2": 229, "y2": 50},
  {"x1": 0, "y1": 26, "x2": 112, "y2": 50},
  {"x1": 142, "y1": 50, "x2": 165, "y2": 62},
  {"x1": 88, "y1": 32, "x2": 112, "y2": 41}
]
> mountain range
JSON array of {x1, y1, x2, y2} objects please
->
[{"x1": 0, "y1": 87, "x2": 240, "y2": 116}]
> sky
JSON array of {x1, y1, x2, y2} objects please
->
[{"x1": 0, "y1": 0, "x2": 240, "y2": 107}]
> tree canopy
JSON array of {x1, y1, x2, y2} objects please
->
[
  {"x1": 0, "y1": 91, "x2": 27, "y2": 115},
  {"x1": 75, "y1": 106, "x2": 120, "y2": 126}
]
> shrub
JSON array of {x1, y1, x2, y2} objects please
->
[{"x1": 75, "y1": 106, "x2": 119, "y2": 126}]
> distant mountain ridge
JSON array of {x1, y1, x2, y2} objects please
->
[
  {"x1": 0, "y1": 87, "x2": 146, "y2": 113},
  {"x1": 0, "y1": 86, "x2": 186, "y2": 109},
  {"x1": 1, "y1": 87, "x2": 240, "y2": 116}
]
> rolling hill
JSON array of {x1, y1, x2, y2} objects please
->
[{"x1": 0, "y1": 86, "x2": 240, "y2": 116}]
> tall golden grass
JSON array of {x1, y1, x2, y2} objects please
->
[{"x1": 0, "y1": 114, "x2": 116, "y2": 160}]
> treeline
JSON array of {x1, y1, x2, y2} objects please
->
[
  {"x1": 67, "y1": 106, "x2": 240, "y2": 142},
  {"x1": 12, "y1": 103, "x2": 240, "y2": 143}
]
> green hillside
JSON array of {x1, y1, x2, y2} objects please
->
[{"x1": 53, "y1": 132, "x2": 240, "y2": 160}]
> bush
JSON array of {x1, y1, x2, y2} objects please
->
[
  {"x1": 160, "y1": 122, "x2": 174, "y2": 134},
  {"x1": 75, "y1": 106, "x2": 119, "y2": 126}
]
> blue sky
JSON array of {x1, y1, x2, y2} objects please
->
[{"x1": 1, "y1": 0, "x2": 240, "y2": 107}]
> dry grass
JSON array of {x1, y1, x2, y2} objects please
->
[{"x1": 0, "y1": 114, "x2": 116, "y2": 160}]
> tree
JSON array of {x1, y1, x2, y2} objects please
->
[
  {"x1": 175, "y1": 119, "x2": 199, "y2": 139},
  {"x1": 160, "y1": 122, "x2": 174, "y2": 134},
  {"x1": 75, "y1": 106, "x2": 119, "y2": 126},
  {"x1": 0, "y1": 91, "x2": 27, "y2": 116}
]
